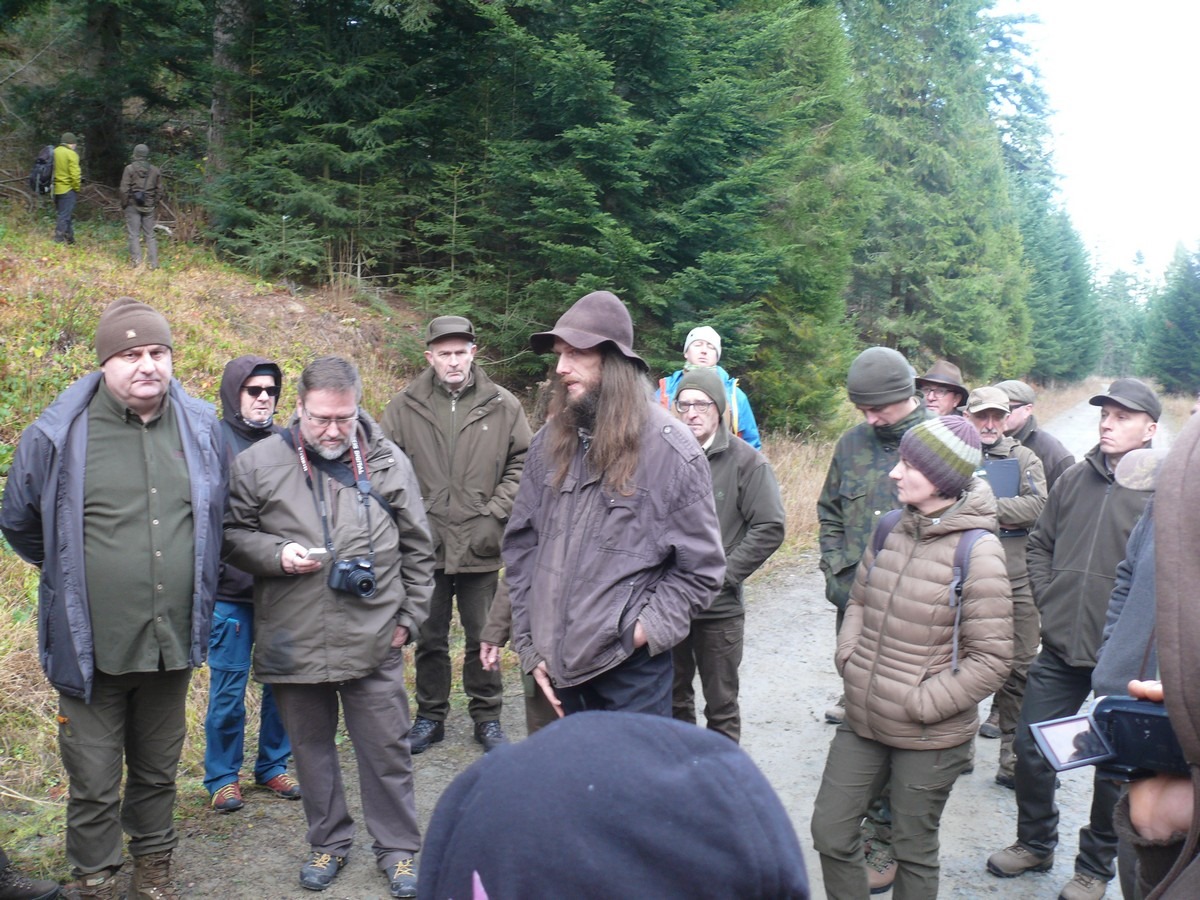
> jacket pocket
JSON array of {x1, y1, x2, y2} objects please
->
[
  {"x1": 470, "y1": 513, "x2": 504, "y2": 559},
  {"x1": 596, "y1": 488, "x2": 653, "y2": 562}
]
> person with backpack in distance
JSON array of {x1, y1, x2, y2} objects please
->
[
  {"x1": 53, "y1": 132, "x2": 81, "y2": 244},
  {"x1": 811, "y1": 416, "x2": 1013, "y2": 899},
  {"x1": 119, "y1": 144, "x2": 162, "y2": 269}
]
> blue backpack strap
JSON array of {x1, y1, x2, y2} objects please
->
[{"x1": 947, "y1": 528, "x2": 990, "y2": 672}]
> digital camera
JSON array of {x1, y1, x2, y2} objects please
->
[
  {"x1": 1030, "y1": 695, "x2": 1189, "y2": 782},
  {"x1": 327, "y1": 557, "x2": 377, "y2": 598}
]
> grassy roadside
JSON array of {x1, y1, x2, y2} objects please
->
[{"x1": 0, "y1": 207, "x2": 1184, "y2": 878}]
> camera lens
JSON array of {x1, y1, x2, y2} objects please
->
[{"x1": 350, "y1": 567, "x2": 376, "y2": 598}]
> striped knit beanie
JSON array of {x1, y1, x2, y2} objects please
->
[{"x1": 899, "y1": 415, "x2": 982, "y2": 498}]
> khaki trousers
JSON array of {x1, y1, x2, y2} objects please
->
[{"x1": 58, "y1": 669, "x2": 191, "y2": 875}]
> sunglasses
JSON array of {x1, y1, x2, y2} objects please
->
[{"x1": 243, "y1": 385, "x2": 280, "y2": 398}]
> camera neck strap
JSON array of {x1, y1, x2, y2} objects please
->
[{"x1": 289, "y1": 426, "x2": 378, "y2": 564}]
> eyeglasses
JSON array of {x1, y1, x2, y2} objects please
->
[
  {"x1": 243, "y1": 385, "x2": 280, "y2": 399},
  {"x1": 675, "y1": 400, "x2": 716, "y2": 413},
  {"x1": 302, "y1": 408, "x2": 358, "y2": 429},
  {"x1": 924, "y1": 387, "x2": 953, "y2": 398}
]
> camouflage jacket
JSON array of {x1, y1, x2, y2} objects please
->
[{"x1": 817, "y1": 403, "x2": 929, "y2": 610}]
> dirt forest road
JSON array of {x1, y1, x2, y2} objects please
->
[{"x1": 169, "y1": 396, "x2": 1163, "y2": 899}]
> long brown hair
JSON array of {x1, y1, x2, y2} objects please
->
[{"x1": 544, "y1": 347, "x2": 652, "y2": 495}]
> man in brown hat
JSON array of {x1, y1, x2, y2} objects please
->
[
  {"x1": 916, "y1": 359, "x2": 969, "y2": 416},
  {"x1": 381, "y1": 316, "x2": 532, "y2": 754},
  {"x1": 503, "y1": 290, "x2": 726, "y2": 717},
  {"x1": 0, "y1": 298, "x2": 226, "y2": 900}
]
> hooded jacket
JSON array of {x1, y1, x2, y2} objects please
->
[
  {"x1": 380, "y1": 363, "x2": 531, "y2": 573},
  {"x1": 223, "y1": 412, "x2": 435, "y2": 683},
  {"x1": 504, "y1": 403, "x2": 726, "y2": 687},
  {"x1": 818, "y1": 401, "x2": 931, "y2": 611},
  {"x1": 0, "y1": 371, "x2": 225, "y2": 701},
  {"x1": 216, "y1": 355, "x2": 284, "y2": 605},
  {"x1": 838, "y1": 479, "x2": 1012, "y2": 750},
  {"x1": 1026, "y1": 445, "x2": 1153, "y2": 667}
]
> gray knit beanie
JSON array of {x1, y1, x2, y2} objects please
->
[
  {"x1": 847, "y1": 347, "x2": 916, "y2": 407},
  {"x1": 899, "y1": 415, "x2": 982, "y2": 498},
  {"x1": 95, "y1": 297, "x2": 173, "y2": 364},
  {"x1": 675, "y1": 366, "x2": 728, "y2": 418}
]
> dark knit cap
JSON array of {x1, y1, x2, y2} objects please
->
[
  {"x1": 418, "y1": 712, "x2": 810, "y2": 900},
  {"x1": 95, "y1": 297, "x2": 173, "y2": 364},
  {"x1": 530, "y1": 290, "x2": 647, "y2": 371},
  {"x1": 899, "y1": 415, "x2": 982, "y2": 498},
  {"x1": 846, "y1": 347, "x2": 915, "y2": 407},
  {"x1": 674, "y1": 366, "x2": 728, "y2": 417},
  {"x1": 996, "y1": 380, "x2": 1036, "y2": 406},
  {"x1": 1089, "y1": 377, "x2": 1162, "y2": 422},
  {"x1": 61, "y1": 132, "x2": 77, "y2": 145}
]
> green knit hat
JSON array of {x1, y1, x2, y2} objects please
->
[
  {"x1": 675, "y1": 366, "x2": 727, "y2": 418},
  {"x1": 846, "y1": 347, "x2": 915, "y2": 407},
  {"x1": 899, "y1": 415, "x2": 982, "y2": 498}
]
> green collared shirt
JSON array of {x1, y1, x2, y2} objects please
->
[{"x1": 84, "y1": 381, "x2": 195, "y2": 674}]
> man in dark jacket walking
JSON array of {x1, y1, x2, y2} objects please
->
[
  {"x1": 987, "y1": 378, "x2": 1161, "y2": 900},
  {"x1": 381, "y1": 316, "x2": 531, "y2": 754},
  {"x1": 670, "y1": 366, "x2": 785, "y2": 742},
  {"x1": 119, "y1": 144, "x2": 162, "y2": 269},
  {"x1": 0, "y1": 298, "x2": 225, "y2": 900},
  {"x1": 504, "y1": 291, "x2": 725, "y2": 718},
  {"x1": 203, "y1": 356, "x2": 301, "y2": 813}
]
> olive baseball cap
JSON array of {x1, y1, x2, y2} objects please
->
[
  {"x1": 426, "y1": 315, "x2": 475, "y2": 345},
  {"x1": 963, "y1": 386, "x2": 1011, "y2": 415},
  {"x1": 1089, "y1": 378, "x2": 1161, "y2": 422}
]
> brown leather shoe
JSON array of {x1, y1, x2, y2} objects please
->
[
  {"x1": 130, "y1": 850, "x2": 178, "y2": 900},
  {"x1": 61, "y1": 868, "x2": 120, "y2": 900}
]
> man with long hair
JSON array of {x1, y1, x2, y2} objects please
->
[{"x1": 504, "y1": 290, "x2": 726, "y2": 718}]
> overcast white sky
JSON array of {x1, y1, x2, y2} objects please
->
[{"x1": 999, "y1": 1, "x2": 1200, "y2": 281}]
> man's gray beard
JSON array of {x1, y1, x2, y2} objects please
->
[{"x1": 314, "y1": 440, "x2": 351, "y2": 461}]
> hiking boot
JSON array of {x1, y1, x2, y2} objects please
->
[
  {"x1": 211, "y1": 781, "x2": 244, "y2": 812},
  {"x1": 409, "y1": 716, "x2": 444, "y2": 755},
  {"x1": 0, "y1": 860, "x2": 60, "y2": 900},
  {"x1": 987, "y1": 843, "x2": 1054, "y2": 877},
  {"x1": 865, "y1": 839, "x2": 896, "y2": 894},
  {"x1": 299, "y1": 853, "x2": 345, "y2": 892},
  {"x1": 1058, "y1": 871, "x2": 1107, "y2": 900},
  {"x1": 259, "y1": 772, "x2": 302, "y2": 800},
  {"x1": 61, "y1": 868, "x2": 119, "y2": 900},
  {"x1": 979, "y1": 706, "x2": 1001, "y2": 739},
  {"x1": 474, "y1": 721, "x2": 508, "y2": 753},
  {"x1": 387, "y1": 858, "x2": 417, "y2": 899},
  {"x1": 825, "y1": 695, "x2": 846, "y2": 725},
  {"x1": 995, "y1": 771, "x2": 1016, "y2": 790},
  {"x1": 130, "y1": 850, "x2": 178, "y2": 900}
]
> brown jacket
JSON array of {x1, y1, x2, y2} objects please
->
[
  {"x1": 838, "y1": 479, "x2": 1012, "y2": 750},
  {"x1": 223, "y1": 412, "x2": 435, "y2": 683},
  {"x1": 504, "y1": 403, "x2": 726, "y2": 687},
  {"x1": 381, "y1": 364, "x2": 531, "y2": 573}
]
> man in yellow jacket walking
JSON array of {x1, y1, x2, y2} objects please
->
[{"x1": 53, "y1": 131, "x2": 81, "y2": 244}]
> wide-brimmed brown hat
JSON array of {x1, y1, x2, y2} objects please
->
[
  {"x1": 530, "y1": 291, "x2": 647, "y2": 371},
  {"x1": 916, "y1": 359, "x2": 969, "y2": 403}
]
